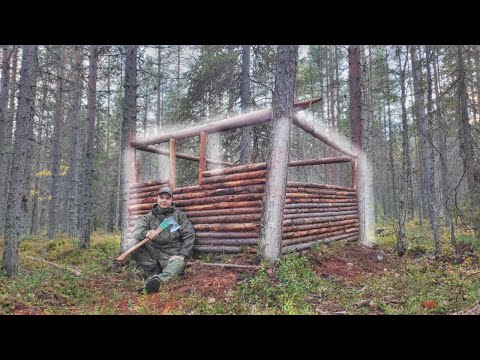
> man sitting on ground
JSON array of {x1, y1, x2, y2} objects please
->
[{"x1": 129, "y1": 186, "x2": 195, "y2": 294}]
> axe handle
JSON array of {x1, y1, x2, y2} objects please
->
[{"x1": 116, "y1": 226, "x2": 163, "y2": 262}]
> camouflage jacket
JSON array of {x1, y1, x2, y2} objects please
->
[{"x1": 131, "y1": 204, "x2": 195, "y2": 259}]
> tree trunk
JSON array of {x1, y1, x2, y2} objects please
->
[
  {"x1": 66, "y1": 46, "x2": 84, "y2": 237},
  {"x1": 409, "y1": 52, "x2": 425, "y2": 225},
  {"x1": 105, "y1": 49, "x2": 116, "y2": 232},
  {"x1": 425, "y1": 45, "x2": 441, "y2": 239},
  {"x1": 328, "y1": 45, "x2": 337, "y2": 185},
  {"x1": 348, "y1": 45, "x2": 367, "y2": 244},
  {"x1": 398, "y1": 47, "x2": 415, "y2": 219},
  {"x1": 457, "y1": 45, "x2": 480, "y2": 238},
  {"x1": 30, "y1": 83, "x2": 48, "y2": 235},
  {"x1": 240, "y1": 45, "x2": 252, "y2": 164},
  {"x1": 396, "y1": 45, "x2": 409, "y2": 255},
  {"x1": 156, "y1": 45, "x2": 163, "y2": 179},
  {"x1": 258, "y1": 45, "x2": 298, "y2": 262},
  {"x1": 176, "y1": 45, "x2": 181, "y2": 122},
  {"x1": 364, "y1": 46, "x2": 375, "y2": 224},
  {"x1": 79, "y1": 45, "x2": 99, "y2": 248},
  {"x1": 414, "y1": 131, "x2": 424, "y2": 226},
  {"x1": 120, "y1": 45, "x2": 138, "y2": 251},
  {"x1": 381, "y1": 189, "x2": 387, "y2": 224},
  {"x1": 5, "y1": 47, "x2": 19, "y2": 186},
  {"x1": 474, "y1": 45, "x2": 480, "y2": 127},
  {"x1": 116, "y1": 53, "x2": 125, "y2": 232},
  {"x1": 325, "y1": 51, "x2": 332, "y2": 185},
  {"x1": 385, "y1": 48, "x2": 398, "y2": 220},
  {"x1": 334, "y1": 45, "x2": 342, "y2": 185},
  {"x1": 47, "y1": 46, "x2": 67, "y2": 239},
  {"x1": 433, "y1": 46, "x2": 450, "y2": 228},
  {"x1": 2, "y1": 45, "x2": 37, "y2": 277},
  {"x1": 20, "y1": 50, "x2": 39, "y2": 238},
  {"x1": 142, "y1": 90, "x2": 149, "y2": 181},
  {"x1": 410, "y1": 45, "x2": 441, "y2": 255},
  {"x1": 0, "y1": 46, "x2": 11, "y2": 234}
]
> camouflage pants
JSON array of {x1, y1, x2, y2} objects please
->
[{"x1": 130, "y1": 243, "x2": 185, "y2": 283}]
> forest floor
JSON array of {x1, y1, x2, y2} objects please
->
[{"x1": 1, "y1": 221, "x2": 480, "y2": 315}]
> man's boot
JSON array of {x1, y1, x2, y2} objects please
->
[{"x1": 145, "y1": 274, "x2": 162, "y2": 294}]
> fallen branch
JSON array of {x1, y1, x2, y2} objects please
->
[
  {"x1": 186, "y1": 261, "x2": 258, "y2": 270},
  {"x1": 25, "y1": 256, "x2": 82, "y2": 276},
  {"x1": 452, "y1": 304, "x2": 480, "y2": 315}
]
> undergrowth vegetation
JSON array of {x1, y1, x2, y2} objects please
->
[{"x1": 1, "y1": 221, "x2": 479, "y2": 315}]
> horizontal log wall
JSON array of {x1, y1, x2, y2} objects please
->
[
  {"x1": 126, "y1": 163, "x2": 359, "y2": 254},
  {"x1": 126, "y1": 165, "x2": 266, "y2": 253},
  {"x1": 281, "y1": 183, "x2": 359, "y2": 251},
  {"x1": 179, "y1": 167, "x2": 266, "y2": 253}
]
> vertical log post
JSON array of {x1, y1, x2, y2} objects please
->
[
  {"x1": 136, "y1": 158, "x2": 141, "y2": 183},
  {"x1": 259, "y1": 45, "x2": 298, "y2": 262},
  {"x1": 348, "y1": 45, "x2": 366, "y2": 244},
  {"x1": 169, "y1": 138, "x2": 176, "y2": 189},
  {"x1": 123, "y1": 133, "x2": 137, "y2": 251},
  {"x1": 198, "y1": 131, "x2": 207, "y2": 185},
  {"x1": 351, "y1": 159, "x2": 357, "y2": 190},
  {"x1": 130, "y1": 143, "x2": 136, "y2": 184},
  {"x1": 120, "y1": 45, "x2": 138, "y2": 252}
]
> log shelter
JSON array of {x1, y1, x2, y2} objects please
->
[{"x1": 126, "y1": 97, "x2": 361, "y2": 255}]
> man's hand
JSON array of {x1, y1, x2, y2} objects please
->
[{"x1": 146, "y1": 230, "x2": 158, "y2": 240}]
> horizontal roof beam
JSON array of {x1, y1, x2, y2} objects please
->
[
  {"x1": 135, "y1": 144, "x2": 236, "y2": 167},
  {"x1": 288, "y1": 156, "x2": 353, "y2": 167},
  {"x1": 292, "y1": 115, "x2": 357, "y2": 158},
  {"x1": 131, "y1": 97, "x2": 321, "y2": 147}
]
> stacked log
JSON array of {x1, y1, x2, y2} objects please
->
[
  {"x1": 126, "y1": 164, "x2": 359, "y2": 254},
  {"x1": 282, "y1": 183, "x2": 359, "y2": 252},
  {"x1": 179, "y1": 165, "x2": 267, "y2": 253}
]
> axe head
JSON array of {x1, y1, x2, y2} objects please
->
[{"x1": 165, "y1": 216, "x2": 181, "y2": 232}]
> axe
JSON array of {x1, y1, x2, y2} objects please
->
[{"x1": 116, "y1": 216, "x2": 181, "y2": 262}]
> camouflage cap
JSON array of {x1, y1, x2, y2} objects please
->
[{"x1": 158, "y1": 186, "x2": 173, "y2": 197}]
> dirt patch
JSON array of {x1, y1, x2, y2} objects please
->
[
  {"x1": 83, "y1": 274, "x2": 128, "y2": 290},
  {"x1": 311, "y1": 242, "x2": 401, "y2": 281},
  {"x1": 164, "y1": 264, "x2": 247, "y2": 299},
  {"x1": 159, "y1": 293, "x2": 181, "y2": 314},
  {"x1": 110, "y1": 261, "x2": 255, "y2": 314},
  {"x1": 114, "y1": 297, "x2": 137, "y2": 315},
  {"x1": 11, "y1": 303, "x2": 45, "y2": 315},
  {"x1": 76, "y1": 291, "x2": 178, "y2": 315},
  {"x1": 320, "y1": 259, "x2": 360, "y2": 280}
]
